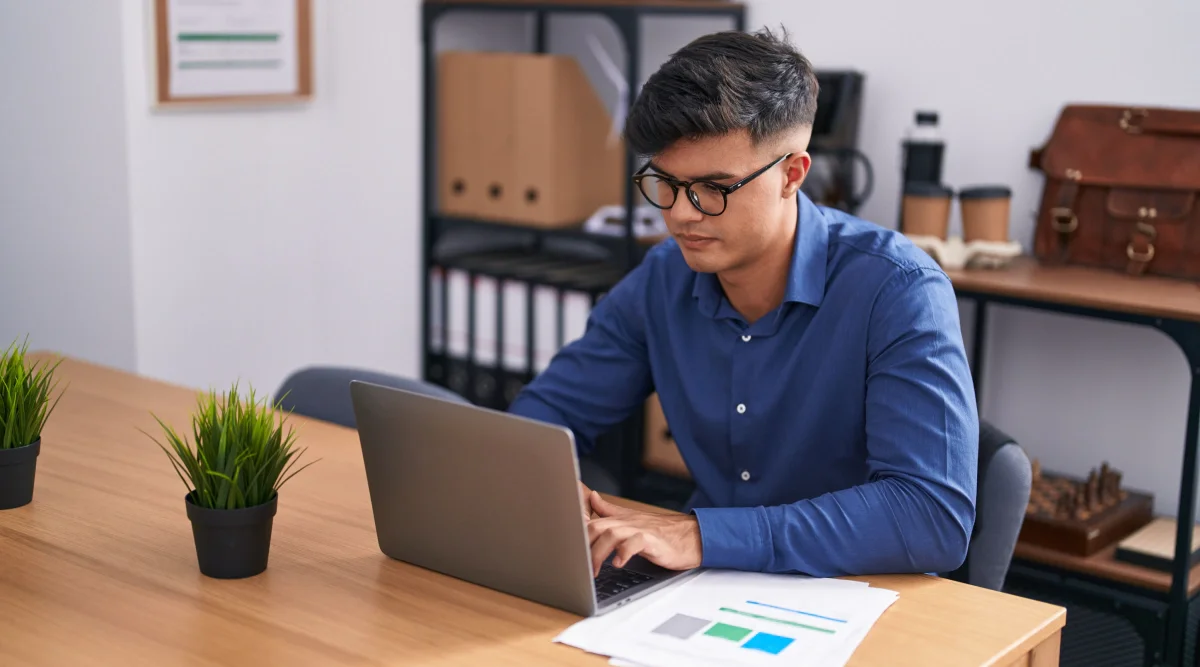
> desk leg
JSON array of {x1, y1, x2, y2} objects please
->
[
  {"x1": 1030, "y1": 630, "x2": 1062, "y2": 667},
  {"x1": 1162, "y1": 321, "x2": 1200, "y2": 667},
  {"x1": 1006, "y1": 630, "x2": 1061, "y2": 667},
  {"x1": 970, "y1": 298, "x2": 989, "y2": 407}
]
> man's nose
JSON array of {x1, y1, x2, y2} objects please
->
[{"x1": 668, "y1": 189, "x2": 703, "y2": 224}]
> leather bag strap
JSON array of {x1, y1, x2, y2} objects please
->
[
  {"x1": 1048, "y1": 171, "x2": 1082, "y2": 259},
  {"x1": 1121, "y1": 108, "x2": 1200, "y2": 138}
]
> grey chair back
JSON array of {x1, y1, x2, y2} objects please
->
[
  {"x1": 274, "y1": 366, "x2": 468, "y2": 429},
  {"x1": 946, "y1": 420, "x2": 1032, "y2": 590},
  {"x1": 273, "y1": 365, "x2": 623, "y2": 496}
]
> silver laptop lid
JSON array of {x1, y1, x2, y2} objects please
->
[{"x1": 350, "y1": 380, "x2": 598, "y2": 616}]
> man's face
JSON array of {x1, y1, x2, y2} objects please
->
[{"x1": 644, "y1": 130, "x2": 809, "y2": 275}]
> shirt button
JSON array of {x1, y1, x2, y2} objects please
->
[
  {"x1": 741, "y1": 335, "x2": 752, "y2": 342},
  {"x1": 740, "y1": 470, "x2": 751, "y2": 481},
  {"x1": 736, "y1": 403, "x2": 746, "y2": 414}
]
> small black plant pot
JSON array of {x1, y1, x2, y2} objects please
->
[
  {"x1": 0, "y1": 438, "x2": 40, "y2": 510},
  {"x1": 185, "y1": 493, "x2": 278, "y2": 579}
]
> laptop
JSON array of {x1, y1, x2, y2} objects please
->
[{"x1": 349, "y1": 380, "x2": 692, "y2": 617}]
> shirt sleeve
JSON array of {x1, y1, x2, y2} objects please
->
[
  {"x1": 506, "y1": 256, "x2": 656, "y2": 455},
  {"x1": 693, "y1": 266, "x2": 979, "y2": 576}
]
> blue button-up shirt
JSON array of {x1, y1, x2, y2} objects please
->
[{"x1": 508, "y1": 193, "x2": 978, "y2": 577}]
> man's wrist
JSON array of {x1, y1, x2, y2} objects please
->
[
  {"x1": 691, "y1": 506, "x2": 769, "y2": 571},
  {"x1": 674, "y1": 513, "x2": 704, "y2": 569}
]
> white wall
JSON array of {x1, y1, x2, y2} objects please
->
[
  {"x1": 748, "y1": 0, "x2": 1200, "y2": 515},
  {"x1": 0, "y1": 0, "x2": 138, "y2": 371},
  {"x1": 4, "y1": 0, "x2": 1197, "y2": 516},
  {"x1": 120, "y1": 0, "x2": 423, "y2": 395}
]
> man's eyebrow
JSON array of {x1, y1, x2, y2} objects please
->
[
  {"x1": 647, "y1": 162, "x2": 736, "y2": 182},
  {"x1": 647, "y1": 161, "x2": 675, "y2": 178}
]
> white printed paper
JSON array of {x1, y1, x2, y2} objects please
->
[
  {"x1": 557, "y1": 570, "x2": 896, "y2": 667},
  {"x1": 166, "y1": 0, "x2": 299, "y2": 98}
]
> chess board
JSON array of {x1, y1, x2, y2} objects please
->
[{"x1": 1019, "y1": 460, "x2": 1154, "y2": 556}]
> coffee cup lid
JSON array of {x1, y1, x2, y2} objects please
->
[
  {"x1": 903, "y1": 182, "x2": 954, "y2": 198},
  {"x1": 959, "y1": 185, "x2": 1012, "y2": 200}
]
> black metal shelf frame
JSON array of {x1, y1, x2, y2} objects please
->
[
  {"x1": 419, "y1": 1, "x2": 746, "y2": 491},
  {"x1": 961, "y1": 287, "x2": 1200, "y2": 667}
]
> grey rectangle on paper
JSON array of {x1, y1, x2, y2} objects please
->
[{"x1": 652, "y1": 613, "x2": 712, "y2": 640}]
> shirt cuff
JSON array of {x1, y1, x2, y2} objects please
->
[{"x1": 692, "y1": 506, "x2": 770, "y2": 571}]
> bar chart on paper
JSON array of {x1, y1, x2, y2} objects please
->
[
  {"x1": 600, "y1": 571, "x2": 898, "y2": 667},
  {"x1": 644, "y1": 601, "x2": 845, "y2": 660}
]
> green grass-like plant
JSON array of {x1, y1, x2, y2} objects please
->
[
  {"x1": 0, "y1": 338, "x2": 63, "y2": 450},
  {"x1": 147, "y1": 383, "x2": 315, "y2": 510}
]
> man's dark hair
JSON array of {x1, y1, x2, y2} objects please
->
[{"x1": 624, "y1": 27, "x2": 819, "y2": 158}]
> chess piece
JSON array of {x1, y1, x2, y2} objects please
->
[
  {"x1": 1087, "y1": 469, "x2": 1101, "y2": 510},
  {"x1": 1055, "y1": 493, "x2": 1070, "y2": 519},
  {"x1": 1031, "y1": 458, "x2": 1042, "y2": 481}
]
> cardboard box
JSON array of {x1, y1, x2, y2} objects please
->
[{"x1": 437, "y1": 51, "x2": 625, "y2": 228}]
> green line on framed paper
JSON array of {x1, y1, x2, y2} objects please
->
[{"x1": 178, "y1": 33, "x2": 280, "y2": 42}]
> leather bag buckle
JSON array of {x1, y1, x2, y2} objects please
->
[{"x1": 1125, "y1": 219, "x2": 1157, "y2": 274}]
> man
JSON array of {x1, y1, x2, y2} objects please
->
[{"x1": 508, "y1": 28, "x2": 978, "y2": 579}]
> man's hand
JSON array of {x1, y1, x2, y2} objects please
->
[
  {"x1": 578, "y1": 481, "x2": 597, "y2": 521},
  {"x1": 586, "y1": 491, "x2": 703, "y2": 576}
]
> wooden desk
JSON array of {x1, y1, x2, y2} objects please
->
[
  {"x1": 947, "y1": 257, "x2": 1200, "y2": 665},
  {"x1": 0, "y1": 355, "x2": 1064, "y2": 666}
]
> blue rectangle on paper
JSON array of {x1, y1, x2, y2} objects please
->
[{"x1": 743, "y1": 632, "x2": 794, "y2": 655}]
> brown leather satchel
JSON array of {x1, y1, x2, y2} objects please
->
[{"x1": 1030, "y1": 105, "x2": 1200, "y2": 280}]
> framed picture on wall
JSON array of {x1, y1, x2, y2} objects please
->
[{"x1": 153, "y1": 0, "x2": 313, "y2": 106}]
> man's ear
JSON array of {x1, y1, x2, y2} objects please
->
[{"x1": 781, "y1": 152, "x2": 811, "y2": 198}]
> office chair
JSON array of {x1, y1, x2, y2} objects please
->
[
  {"x1": 273, "y1": 366, "x2": 621, "y2": 496},
  {"x1": 946, "y1": 420, "x2": 1033, "y2": 591}
]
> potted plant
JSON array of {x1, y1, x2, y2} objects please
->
[
  {"x1": 0, "y1": 339, "x2": 62, "y2": 510},
  {"x1": 147, "y1": 383, "x2": 315, "y2": 579}
]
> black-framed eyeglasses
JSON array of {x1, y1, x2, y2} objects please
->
[{"x1": 631, "y1": 153, "x2": 792, "y2": 216}]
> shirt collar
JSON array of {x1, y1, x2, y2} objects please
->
[{"x1": 692, "y1": 192, "x2": 829, "y2": 317}]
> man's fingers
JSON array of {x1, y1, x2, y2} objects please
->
[
  {"x1": 579, "y1": 481, "x2": 595, "y2": 520},
  {"x1": 613, "y1": 533, "x2": 646, "y2": 569},
  {"x1": 590, "y1": 491, "x2": 629, "y2": 518},
  {"x1": 590, "y1": 527, "x2": 627, "y2": 577},
  {"x1": 587, "y1": 517, "x2": 612, "y2": 544}
]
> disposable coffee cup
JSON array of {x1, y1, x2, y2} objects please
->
[
  {"x1": 901, "y1": 182, "x2": 954, "y2": 239},
  {"x1": 959, "y1": 185, "x2": 1012, "y2": 243}
]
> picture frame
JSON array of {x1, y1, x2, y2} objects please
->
[{"x1": 153, "y1": 0, "x2": 313, "y2": 107}]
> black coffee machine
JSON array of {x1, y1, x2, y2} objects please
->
[{"x1": 801, "y1": 70, "x2": 872, "y2": 215}]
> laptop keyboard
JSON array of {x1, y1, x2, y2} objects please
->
[{"x1": 594, "y1": 563, "x2": 654, "y2": 601}]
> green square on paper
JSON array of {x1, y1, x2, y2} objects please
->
[{"x1": 704, "y1": 622, "x2": 753, "y2": 642}]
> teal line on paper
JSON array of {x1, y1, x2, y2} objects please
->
[
  {"x1": 719, "y1": 607, "x2": 836, "y2": 634},
  {"x1": 178, "y1": 33, "x2": 280, "y2": 42},
  {"x1": 746, "y1": 600, "x2": 848, "y2": 624}
]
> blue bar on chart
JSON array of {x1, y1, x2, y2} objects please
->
[{"x1": 742, "y1": 632, "x2": 795, "y2": 655}]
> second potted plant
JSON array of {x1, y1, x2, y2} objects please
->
[
  {"x1": 0, "y1": 339, "x2": 62, "y2": 510},
  {"x1": 148, "y1": 383, "x2": 315, "y2": 579}
]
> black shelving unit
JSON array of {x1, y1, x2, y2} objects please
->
[
  {"x1": 419, "y1": 0, "x2": 746, "y2": 497},
  {"x1": 959, "y1": 287, "x2": 1200, "y2": 666}
]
